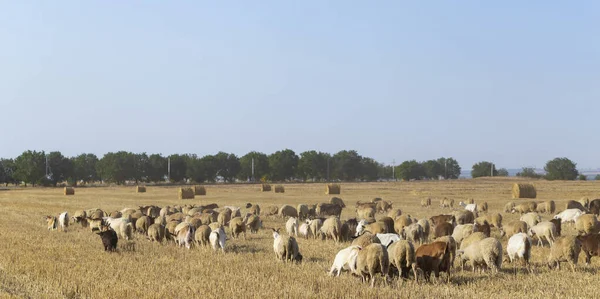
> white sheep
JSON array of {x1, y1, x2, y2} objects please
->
[
  {"x1": 506, "y1": 233, "x2": 533, "y2": 272},
  {"x1": 286, "y1": 217, "x2": 299, "y2": 237},
  {"x1": 554, "y1": 209, "x2": 584, "y2": 224},
  {"x1": 459, "y1": 202, "x2": 478, "y2": 213},
  {"x1": 103, "y1": 216, "x2": 133, "y2": 240},
  {"x1": 519, "y1": 212, "x2": 542, "y2": 229},
  {"x1": 329, "y1": 245, "x2": 362, "y2": 276},
  {"x1": 175, "y1": 222, "x2": 195, "y2": 249},
  {"x1": 348, "y1": 243, "x2": 389, "y2": 287},
  {"x1": 272, "y1": 228, "x2": 302, "y2": 263},
  {"x1": 209, "y1": 225, "x2": 226, "y2": 253},
  {"x1": 58, "y1": 212, "x2": 69, "y2": 232},
  {"x1": 457, "y1": 237, "x2": 503, "y2": 274},
  {"x1": 299, "y1": 221, "x2": 312, "y2": 239},
  {"x1": 377, "y1": 233, "x2": 401, "y2": 247},
  {"x1": 528, "y1": 221, "x2": 556, "y2": 247},
  {"x1": 451, "y1": 224, "x2": 476, "y2": 245}
]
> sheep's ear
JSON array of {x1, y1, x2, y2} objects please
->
[
  {"x1": 276, "y1": 228, "x2": 281, "y2": 233},
  {"x1": 271, "y1": 228, "x2": 276, "y2": 233}
]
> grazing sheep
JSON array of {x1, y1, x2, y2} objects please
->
[
  {"x1": 565, "y1": 200, "x2": 588, "y2": 213},
  {"x1": 104, "y1": 217, "x2": 133, "y2": 240},
  {"x1": 376, "y1": 233, "x2": 401, "y2": 246},
  {"x1": 476, "y1": 202, "x2": 488, "y2": 213},
  {"x1": 308, "y1": 218, "x2": 323, "y2": 240},
  {"x1": 589, "y1": 199, "x2": 600, "y2": 215},
  {"x1": 46, "y1": 216, "x2": 57, "y2": 231},
  {"x1": 457, "y1": 238, "x2": 502, "y2": 274},
  {"x1": 72, "y1": 210, "x2": 88, "y2": 228},
  {"x1": 548, "y1": 236, "x2": 582, "y2": 272},
  {"x1": 243, "y1": 214, "x2": 262, "y2": 233},
  {"x1": 340, "y1": 218, "x2": 358, "y2": 242},
  {"x1": 297, "y1": 204, "x2": 309, "y2": 220},
  {"x1": 478, "y1": 221, "x2": 491, "y2": 237},
  {"x1": 460, "y1": 232, "x2": 486, "y2": 251},
  {"x1": 505, "y1": 233, "x2": 533, "y2": 271},
  {"x1": 579, "y1": 197, "x2": 591, "y2": 209},
  {"x1": 429, "y1": 215, "x2": 456, "y2": 227},
  {"x1": 217, "y1": 208, "x2": 233, "y2": 227},
  {"x1": 194, "y1": 225, "x2": 211, "y2": 247},
  {"x1": 186, "y1": 216, "x2": 202, "y2": 229},
  {"x1": 320, "y1": 217, "x2": 342, "y2": 242},
  {"x1": 248, "y1": 204, "x2": 261, "y2": 216},
  {"x1": 165, "y1": 221, "x2": 181, "y2": 243},
  {"x1": 575, "y1": 214, "x2": 599, "y2": 235},
  {"x1": 554, "y1": 209, "x2": 584, "y2": 224},
  {"x1": 265, "y1": 205, "x2": 279, "y2": 216},
  {"x1": 199, "y1": 212, "x2": 217, "y2": 225},
  {"x1": 415, "y1": 241, "x2": 451, "y2": 282},
  {"x1": 394, "y1": 215, "x2": 413, "y2": 234},
  {"x1": 454, "y1": 210, "x2": 476, "y2": 225},
  {"x1": 421, "y1": 198, "x2": 431, "y2": 207},
  {"x1": 504, "y1": 202, "x2": 515, "y2": 213},
  {"x1": 223, "y1": 206, "x2": 242, "y2": 218},
  {"x1": 307, "y1": 204, "x2": 317, "y2": 218},
  {"x1": 576, "y1": 234, "x2": 600, "y2": 265},
  {"x1": 89, "y1": 209, "x2": 105, "y2": 220},
  {"x1": 512, "y1": 202, "x2": 537, "y2": 214},
  {"x1": 356, "y1": 219, "x2": 388, "y2": 236},
  {"x1": 167, "y1": 212, "x2": 185, "y2": 223},
  {"x1": 520, "y1": 212, "x2": 542, "y2": 229},
  {"x1": 58, "y1": 212, "x2": 69, "y2": 232},
  {"x1": 175, "y1": 222, "x2": 195, "y2": 249},
  {"x1": 378, "y1": 217, "x2": 395, "y2": 234},
  {"x1": 147, "y1": 223, "x2": 165, "y2": 243},
  {"x1": 388, "y1": 208, "x2": 402, "y2": 219},
  {"x1": 434, "y1": 223, "x2": 454, "y2": 238},
  {"x1": 500, "y1": 221, "x2": 529, "y2": 239},
  {"x1": 402, "y1": 223, "x2": 424, "y2": 245},
  {"x1": 279, "y1": 205, "x2": 299, "y2": 218},
  {"x1": 356, "y1": 206, "x2": 376, "y2": 220},
  {"x1": 286, "y1": 217, "x2": 299, "y2": 237},
  {"x1": 550, "y1": 218, "x2": 562, "y2": 236},
  {"x1": 209, "y1": 225, "x2": 226, "y2": 253},
  {"x1": 452, "y1": 224, "x2": 476, "y2": 245},
  {"x1": 299, "y1": 222, "x2": 312, "y2": 239},
  {"x1": 330, "y1": 197, "x2": 346, "y2": 208},
  {"x1": 458, "y1": 202, "x2": 477, "y2": 213},
  {"x1": 528, "y1": 221, "x2": 557, "y2": 247},
  {"x1": 229, "y1": 217, "x2": 247, "y2": 239},
  {"x1": 349, "y1": 243, "x2": 389, "y2": 288},
  {"x1": 376, "y1": 200, "x2": 393, "y2": 214},
  {"x1": 329, "y1": 245, "x2": 362, "y2": 277},
  {"x1": 316, "y1": 203, "x2": 342, "y2": 217},
  {"x1": 371, "y1": 198, "x2": 383, "y2": 203},
  {"x1": 96, "y1": 223, "x2": 118, "y2": 252},
  {"x1": 352, "y1": 231, "x2": 381, "y2": 248},
  {"x1": 109, "y1": 211, "x2": 122, "y2": 218},
  {"x1": 475, "y1": 213, "x2": 503, "y2": 228},
  {"x1": 417, "y1": 219, "x2": 430, "y2": 242},
  {"x1": 440, "y1": 197, "x2": 454, "y2": 208},
  {"x1": 434, "y1": 236, "x2": 457, "y2": 270},
  {"x1": 135, "y1": 216, "x2": 153, "y2": 234},
  {"x1": 272, "y1": 229, "x2": 302, "y2": 263},
  {"x1": 536, "y1": 200, "x2": 556, "y2": 214}
]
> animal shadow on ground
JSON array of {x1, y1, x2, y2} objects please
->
[{"x1": 227, "y1": 244, "x2": 263, "y2": 254}]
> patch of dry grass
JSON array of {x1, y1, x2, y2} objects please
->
[{"x1": 1, "y1": 178, "x2": 600, "y2": 298}]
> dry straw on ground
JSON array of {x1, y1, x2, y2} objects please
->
[
  {"x1": 64, "y1": 187, "x2": 74, "y2": 196},
  {"x1": 261, "y1": 184, "x2": 272, "y2": 192},
  {"x1": 512, "y1": 183, "x2": 537, "y2": 199},
  {"x1": 193, "y1": 185, "x2": 206, "y2": 196},
  {"x1": 326, "y1": 183, "x2": 341, "y2": 195},
  {"x1": 178, "y1": 187, "x2": 195, "y2": 199},
  {"x1": 136, "y1": 186, "x2": 146, "y2": 193},
  {"x1": 274, "y1": 185, "x2": 285, "y2": 193}
]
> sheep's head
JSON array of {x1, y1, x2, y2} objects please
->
[{"x1": 271, "y1": 228, "x2": 281, "y2": 239}]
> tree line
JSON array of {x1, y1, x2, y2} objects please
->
[{"x1": 0, "y1": 150, "x2": 464, "y2": 186}]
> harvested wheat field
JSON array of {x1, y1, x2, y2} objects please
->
[{"x1": 2, "y1": 178, "x2": 600, "y2": 298}]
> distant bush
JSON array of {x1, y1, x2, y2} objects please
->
[
  {"x1": 516, "y1": 167, "x2": 543, "y2": 179},
  {"x1": 497, "y1": 168, "x2": 509, "y2": 177},
  {"x1": 579, "y1": 174, "x2": 587, "y2": 181},
  {"x1": 596, "y1": 175, "x2": 600, "y2": 181}
]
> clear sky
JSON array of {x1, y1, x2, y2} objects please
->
[{"x1": 1, "y1": 2, "x2": 599, "y2": 170}]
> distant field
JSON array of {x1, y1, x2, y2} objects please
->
[{"x1": 1, "y1": 178, "x2": 600, "y2": 298}]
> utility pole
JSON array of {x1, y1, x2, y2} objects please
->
[
  {"x1": 491, "y1": 163, "x2": 494, "y2": 177},
  {"x1": 251, "y1": 158, "x2": 255, "y2": 182},
  {"x1": 327, "y1": 157, "x2": 330, "y2": 182},
  {"x1": 167, "y1": 157, "x2": 171, "y2": 182},
  {"x1": 392, "y1": 159, "x2": 395, "y2": 181},
  {"x1": 445, "y1": 159, "x2": 447, "y2": 179}
]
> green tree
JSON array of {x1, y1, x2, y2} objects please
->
[
  {"x1": 47, "y1": 151, "x2": 73, "y2": 186},
  {"x1": 516, "y1": 167, "x2": 542, "y2": 179},
  {"x1": 147, "y1": 154, "x2": 167, "y2": 183},
  {"x1": 14, "y1": 150, "x2": 46, "y2": 186},
  {"x1": 497, "y1": 168, "x2": 509, "y2": 177},
  {"x1": 422, "y1": 160, "x2": 442, "y2": 179},
  {"x1": 579, "y1": 174, "x2": 587, "y2": 181},
  {"x1": 437, "y1": 157, "x2": 461, "y2": 179},
  {"x1": 297, "y1": 151, "x2": 330, "y2": 181},
  {"x1": 332, "y1": 150, "x2": 363, "y2": 181},
  {"x1": 396, "y1": 160, "x2": 424, "y2": 181},
  {"x1": 214, "y1": 152, "x2": 240, "y2": 183},
  {"x1": 268, "y1": 149, "x2": 299, "y2": 181},
  {"x1": 0, "y1": 159, "x2": 15, "y2": 186},
  {"x1": 132, "y1": 153, "x2": 149, "y2": 183},
  {"x1": 595, "y1": 174, "x2": 600, "y2": 181},
  {"x1": 96, "y1": 151, "x2": 134, "y2": 185},
  {"x1": 186, "y1": 154, "x2": 207, "y2": 183},
  {"x1": 71, "y1": 153, "x2": 99, "y2": 184},
  {"x1": 237, "y1": 151, "x2": 269, "y2": 182},
  {"x1": 167, "y1": 154, "x2": 188, "y2": 183},
  {"x1": 200, "y1": 155, "x2": 219, "y2": 182},
  {"x1": 544, "y1": 157, "x2": 578, "y2": 181},
  {"x1": 360, "y1": 157, "x2": 381, "y2": 181},
  {"x1": 471, "y1": 161, "x2": 497, "y2": 178}
]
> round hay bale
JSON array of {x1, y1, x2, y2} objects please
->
[
  {"x1": 512, "y1": 183, "x2": 537, "y2": 199},
  {"x1": 64, "y1": 187, "x2": 75, "y2": 196},
  {"x1": 193, "y1": 186, "x2": 206, "y2": 196},
  {"x1": 179, "y1": 187, "x2": 195, "y2": 200},
  {"x1": 136, "y1": 186, "x2": 146, "y2": 193},
  {"x1": 274, "y1": 185, "x2": 285, "y2": 193},
  {"x1": 326, "y1": 183, "x2": 341, "y2": 195},
  {"x1": 261, "y1": 184, "x2": 272, "y2": 192}
]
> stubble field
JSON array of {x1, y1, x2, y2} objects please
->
[{"x1": 1, "y1": 178, "x2": 600, "y2": 299}]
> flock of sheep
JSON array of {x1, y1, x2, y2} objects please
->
[{"x1": 44, "y1": 195, "x2": 600, "y2": 287}]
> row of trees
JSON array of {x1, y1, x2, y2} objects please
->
[
  {"x1": 473, "y1": 157, "x2": 581, "y2": 181},
  {"x1": 1, "y1": 150, "x2": 456, "y2": 186}
]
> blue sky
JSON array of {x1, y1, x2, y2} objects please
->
[{"x1": 1, "y1": 2, "x2": 599, "y2": 169}]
